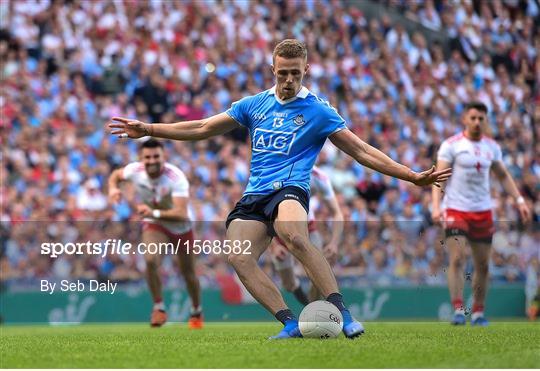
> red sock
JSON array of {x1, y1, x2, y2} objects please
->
[
  {"x1": 154, "y1": 297, "x2": 162, "y2": 304},
  {"x1": 452, "y1": 298, "x2": 464, "y2": 311},
  {"x1": 472, "y1": 303, "x2": 484, "y2": 314}
]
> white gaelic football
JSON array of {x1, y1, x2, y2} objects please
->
[{"x1": 299, "y1": 300, "x2": 343, "y2": 339}]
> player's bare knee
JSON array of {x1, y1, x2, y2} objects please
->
[
  {"x1": 451, "y1": 259, "x2": 464, "y2": 270},
  {"x1": 475, "y1": 262, "x2": 489, "y2": 276},
  {"x1": 283, "y1": 233, "x2": 309, "y2": 254},
  {"x1": 450, "y1": 256, "x2": 464, "y2": 270},
  {"x1": 227, "y1": 253, "x2": 254, "y2": 270}
]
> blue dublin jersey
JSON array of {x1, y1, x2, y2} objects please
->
[{"x1": 226, "y1": 86, "x2": 347, "y2": 196}]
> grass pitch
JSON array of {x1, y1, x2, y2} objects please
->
[{"x1": 1, "y1": 322, "x2": 539, "y2": 368}]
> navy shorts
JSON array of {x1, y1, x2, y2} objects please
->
[{"x1": 225, "y1": 186, "x2": 309, "y2": 237}]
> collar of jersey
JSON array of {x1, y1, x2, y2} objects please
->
[
  {"x1": 462, "y1": 130, "x2": 484, "y2": 142},
  {"x1": 268, "y1": 86, "x2": 309, "y2": 105}
]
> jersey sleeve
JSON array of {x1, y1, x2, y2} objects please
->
[
  {"x1": 170, "y1": 169, "x2": 189, "y2": 198},
  {"x1": 319, "y1": 101, "x2": 347, "y2": 137},
  {"x1": 491, "y1": 141, "x2": 503, "y2": 163},
  {"x1": 437, "y1": 140, "x2": 454, "y2": 163},
  {"x1": 226, "y1": 95, "x2": 254, "y2": 129},
  {"x1": 122, "y1": 162, "x2": 140, "y2": 181}
]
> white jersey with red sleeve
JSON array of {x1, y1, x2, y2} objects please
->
[
  {"x1": 309, "y1": 166, "x2": 335, "y2": 221},
  {"x1": 438, "y1": 133, "x2": 503, "y2": 212},
  {"x1": 123, "y1": 162, "x2": 192, "y2": 234}
]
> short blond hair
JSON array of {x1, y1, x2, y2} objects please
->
[{"x1": 272, "y1": 39, "x2": 307, "y2": 63}]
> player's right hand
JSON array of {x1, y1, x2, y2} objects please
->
[
  {"x1": 109, "y1": 117, "x2": 150, "y2": 138},
  {"x1": 109, "y1": 188, "x2": 122, "y2": 204},
  {"x1": 411, "y1": 165, "x2": 452, "y2": 187},
  {"x1": 517, "y1": 201, "x2": 532, "y2": 224},
  {"x1": 137, "y1": 204, "x2": 153, "y2": 218}
]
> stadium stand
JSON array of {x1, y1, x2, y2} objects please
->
[{"x1": 1, "y1": 0, "x2": 538, "y2": 288}]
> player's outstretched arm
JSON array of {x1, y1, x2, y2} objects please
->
[
  {"x1": 329, "y1": 129, "x2": 452, "y2": 187},
  {"x1": 108, "y1": 168, "x2": 125, "y2": 204},
  {"x1": 432, "y1": 159, "x2": 451, "y2": 224},
  {"x1": 108, "y1": 113, "x2": 240, "y2": 141},
  {"x1": 491, "y1": 161, "x2": 532, "y2": 223}
]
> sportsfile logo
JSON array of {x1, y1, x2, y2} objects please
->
[{"x1": 252, "y1": 128, "x2": 296, "y2": 155}]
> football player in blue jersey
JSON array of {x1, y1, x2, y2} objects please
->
[{"x1": 109, "y1": 39, "x2": 451, "y2": 339}]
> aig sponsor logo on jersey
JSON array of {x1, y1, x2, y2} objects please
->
[{"x1": 252, "y1": 128, "x2": 296, "y2": 155}]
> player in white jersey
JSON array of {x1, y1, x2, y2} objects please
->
[
  {"x1": 271, "y1": 166, "x2": 343, "y2": 305},
  {"x1": 432, "y1": 102, "x2": 531, "y2": 326},
  {"x1": 108, "y1": 139, "x2": 203, "y2": 329}
]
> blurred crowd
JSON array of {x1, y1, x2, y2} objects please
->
[{"x1": 1, "y1": 0, "x2": 539, "y2": 288}]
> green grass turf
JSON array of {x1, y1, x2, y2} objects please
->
[{"x1": 1, "y1": 322, "x2": 539, "y2": 368}]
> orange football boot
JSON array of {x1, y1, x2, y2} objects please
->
[
  {"x1": 150, "y1": 309, "x2": 167, "y2": 327},
  {"x1": 527, "y1": 305, "x2": 538, "y2": 321},
  {"x1": 188, "y1": 313, "x2": 204, "y2": 329}
]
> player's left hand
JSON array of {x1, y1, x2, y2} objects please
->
[
  {"x1": 411, "y1": 166, "x2": 452, "y2": 187},
  {"x1": 517, "y1": 201, "x2": 532, "y2": 224},
  {"x1": 323, "y1": 241, "x2": 338, "y2": 265},
  {"x1": 137, "y1": 204, "x2": 153, "y2": 218},
  {"x1": 109, "y1": 117, "x2": 151, "y2": 138}
]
